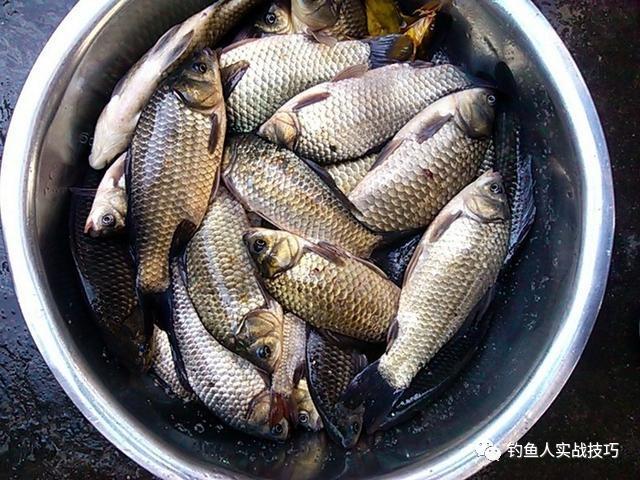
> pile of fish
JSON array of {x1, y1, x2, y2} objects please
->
[{"x1": 70, "y1": 0, "x2": 535, "y2": 448}]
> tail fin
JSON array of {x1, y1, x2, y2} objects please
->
[
  {"x1": 366, "y1": 34, "x2": 415, "y2": 68},
  {"x1": 140, "y1": 290, "x2": 192, "y2": 394},
  {"x1": 505, "y1": 154, "x2": 536, "y2": 263},
  {"x1": 339, "y1": 360, "x2": 403, "y2": 432},
  {"x1": 374, "y1": 287, "x2": 496, "y2": 432}
]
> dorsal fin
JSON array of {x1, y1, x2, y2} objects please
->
[
  {"x1": 304, "y1": 240, "x2": 346, "y2": 266},
  {"x1": 221, "y1": 60, "x2": 250, "y2": 97},
  {"x1": 332, "y1": 63, "x2": 369, "y2": 82},
  {"x1": 414, "y1": 113, "x2": 453, "y2": 143},
  {"x1": 310, "y1": 29, "x2": 338, "y2": 47},
  {"x1": 291, "y1": 91, "x2": 331, "y2": 112},
  {"x1": 220, "y1": 37, "x2": 260, "y2": 55},
  {"x1": 424, "y1": 202, "x2": 463, "y2": 243},
  {"x1": 410, "y1": 60, "x2": 434, "y2": 69}
]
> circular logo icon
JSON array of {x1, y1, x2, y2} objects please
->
[{"x1": 475, "y1": 440, "x2": 494, "y2": 457}]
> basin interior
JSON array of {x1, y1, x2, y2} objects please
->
[{"x1": 32, "y1": 0, "x2": 583, "y2": 477}]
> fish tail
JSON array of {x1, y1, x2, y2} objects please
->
[
  {"x1": 506, "y1": 154, "x2": 536, "y2": 263},
  {"x1": 339, "y1": 360, "x2": 403, "y2": 434},
  {"x1": 366, "y1": 34, "x2": 415, "y2": 68},
  {"x1": 140, "y1": 290, "x2": 193, "y2": 395}
]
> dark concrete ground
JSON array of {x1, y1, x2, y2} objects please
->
[{"x1": 0, "y1": 0, "x2": 638, "y2": 478}]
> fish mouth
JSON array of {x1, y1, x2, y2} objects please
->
[
  {"x1": 258, "y1": 112, "x2": 300, "y2": 150},
  {"x1": 84, "y1": 218, "x2": 101, "y2": 237}
]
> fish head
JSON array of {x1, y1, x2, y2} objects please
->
[
  {"x1": 84, "y1": 189, "x2": 127, "y2": 237},
  {"x1": 243, "y1": 228, "x2": 303, "y2": 279},
  {"x1": 292, "y1": 379, "x2": 324, "y2": 432},
  {"x1": 331, "y1": 401, "x2": 365, "y2": 448},
  {"x1": 255, "y1": 2, "x2": 294, "y2": 35},
  {"x1": 258, "y1": 111, "x2": 300, "y2": 150},
  {"x1": 292, "y1": 0, "x2": 338, "y2": 31},
  {"x1": 464, "y1": 170, "x2": 510, "y2": 222},
  {"x1": 247, "y1": 391, "x2": 291, "y2": 441},
  {"x1": 173, "y1": 48, "x2": 223, "y2": 112},
  {"x1": 455, "y1": 87, "x2": 497, "y2": 139},
  {"x1": 235, "y1": 303, "x2": 284, "y2": 373}
]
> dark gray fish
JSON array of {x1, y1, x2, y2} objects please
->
[
  {"x1": 306, "y1": 330, "x2": 367, "y2": 448},
  {"x1": 70, "y1": 173, "x2": 151, "y2": 371},
  {"x1": 493, "y1": 108, "x2": 535, "y2": 264}
]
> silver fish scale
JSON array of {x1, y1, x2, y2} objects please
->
[
  {"x1": 151, "y1": 328, "x2": 193, "y2": 401},
  {"x1": 264, "y1": 252, "x2": 400, "y2": 342},
  {"x1": 186, "y1": 187, "x2": 267, "y2": 348},
  {"x1": 325, "y1": 154, "x2": 376, "y2": 195},
  {"x1": 129, "y1": 87, "x2": 219, "y2": 293},
  {"x1": 222, "y1": 35, "x2": 372, "y2": 132},
  {"x1": 170, "y1": 263, "x2": 268, "y2": 431},
  {"x1": 224, "y1": 136, "x2": 381, "y2": 257},
  {"x1": 350, "y1": 122, "x2": 490, "y2": 231},
  {"x1": 272, "y1": 313, "x2": 306, "y2": 397},
  {"x1": 378, "y1": 217, "x2": 509, "y2": 390},
  {"x1": 291, "y1": 63, "x2": 472, "y2": 162}
]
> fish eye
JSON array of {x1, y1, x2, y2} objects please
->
[
  {"x1": 271, "y1": 423, "x2": 284, "y2": 435},
  {"x1": 193, "y1": 62, "x2": 208, "y2": 74},
  {"x1": 264, "y1": 12, "x2": 277, "y2": 25},
  {"x1": 257, "y1": 345, "x2": 271, "y2": 359},
  {"x1": 486, "y1": 94, "x2": 497, "y2": 106},
  {"x1": 101, "y1": 214, "x2": 115, "y2": 227},
  {"x1": 351, "y1": 421, "x2": 360, "y2": 434},
  {"x1": 298, "y1": 412, "x2": 309, "y2": 424},
  {"x1": 252, "y1": 238, "x2": 267, "y2": 254},
  {"x1": 489, "y1": 182, "x2": 503, "y2": 194}
]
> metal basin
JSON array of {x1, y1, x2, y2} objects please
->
[{"x1": 0, "y1": 0, "x2": 614, "y2": 478}]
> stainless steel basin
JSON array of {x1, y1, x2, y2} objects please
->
[{"x1": 0, "y1": 0, "x2": 614, "y2": 478}]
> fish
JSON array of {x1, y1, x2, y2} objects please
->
[
  {"x1": 220, "y1": 33, "x2": 413, "y2": 132},
  {"x1": 167, "y1": 261, "x2": 290, "y2": 440},
  {"x1": 243, "y1": 228, "x2": 400, "y2": 342},
  {"x1": 254, "y1": 1, "x2": 295, "y2": 35},
  {"x1": 89, "y1": 0, "x2": 262, "y2": 170},
  {"x1": 493, "y1": 108, "x2": 535, "y2": 264},
  {"x1": 349, "y1": 88, "x2": 497, "y2": 232},
  {"x1": 325, "y1": 154, "x2": 376, "y2": 195},
  {"x1": 292, "y1": 378, "x2": 324, "y2": 432},
  {"x1": 259, "y1": 62, "x2": 473, "y2": 163},
  {"x1": 70, "y1": 175, "x2": 151, "y2": 371},
  {"x1": 291, "y1": 0, "x2": 369, "y2": 42},
  {"x1": 84, "y1": 153, "x2": 127, "y2": 237},
  {"x1": 150, "y1": 328, "x2": 194, "y2": 401},
  {"x1": 272, "y1": 313, "x2": 306, "y2": 398},
  {"x1": 306, "y1": 329, "x2": 368, "y2": 448},
  {"x1": 223, "y1": 135, "x2": 383, "y2": 257},
  {"x1": 271, "y1": 313, "x2": 323, "y2": 431},
  {"x1": 184, "y1": 186, "x2": 284, "y2": 373},
  {"x1": 372, "y1": 287, "x2": 494, "y2": 432},
  {"x1": 339, "y1": 171, "x2": 510, "y2": 427},
  {"x1": 128, "y1": 49, "x2": 226, "y2": 305}
]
